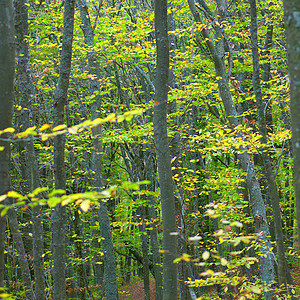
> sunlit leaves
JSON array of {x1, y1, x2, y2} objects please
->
[{"x1": 202, "y1": 251, "x2": 210, "y2": 261}]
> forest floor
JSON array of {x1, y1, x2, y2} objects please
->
[{"x1": 119, "y1": 259, "x2": 300, "y2": 299}]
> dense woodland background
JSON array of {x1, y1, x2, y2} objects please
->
[{"x1": 0, "y1": 0, "x2": 299, "y2": 299}]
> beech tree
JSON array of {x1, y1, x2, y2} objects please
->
[
  {"x1": 283, "y1": 0, "x2": 300, "y2": 248},
  {"x1": 0, "y1": 0, "x2": 15, "y2": 290},
  {"x1": 153, "y1": 0, "x2": 178, "y2": 298},
  {"x1": 15, "y1": 0, "x2": 45, "y2": 297},
  {"x1": 52, "y1": 0, "x2": 75, "y2": 298},
  {"x1": 249, "y1": 0, "x2": 293, "y2": 291}
]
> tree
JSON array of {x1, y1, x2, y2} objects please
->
[
  {"x1": 283, "y1": 0, "x2": 300, "y2": 248},
  {"x1": 249, "y1": 0, "x2": 293, "y2": 291},
  {"x1": 0, "y1": 0, "x2": 15, "y2": 290},
  {"x1": 52, "y1": 0, "x2": 75, "y2": 298},
  {"x1": 187, "y1": 1, "x2": 276, "y2": 298},
  {"x1": 78, "y1": 1, "x2": 118, "y2": 298},
  {"x1": 14, "y1": 0, "x2": 45, "y2": 297},
  {"x1": 154, "y1": 0, "x2": 178, "y2": 299}
]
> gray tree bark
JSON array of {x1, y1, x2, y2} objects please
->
[
  {"x1": 52, "y1": 0, "x2": 75, "y2": 299},
  {"x1": 78, "y1": 1, "x2": 118, "y2": 298},
  {"x1": 0, "y1": 3, "x2": 35, "y2": 298},
  {"x1": 188, "y1": 1, "x2": 276, "y2": 298},
  {"x1": 6, "y1": 209, "x2": 36, "y2": 299},
  {"x1": 144, "y1": 149, "x2": 163, "y2": 300},
  {"x1": 248, "y1": 0, "x2": 294, "y2": 292},
  {"x1": 154, "y1": 0, "x2": 178, "y2": 299},
  {"x1": 282, "y1": 0, "x2": 300, "y2": 249},
  {"x1": 14, "y1": 1, "x2": 45, "y2": 298},
  {"x1": 0, "y1": 1, "x2": 15, "y2": 290}
]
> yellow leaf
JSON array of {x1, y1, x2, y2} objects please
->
[
  {"x1": 3, "y1": 127, "x2": 15, "y2": 133},
  {"x1": 68, "y1": 127, "x2": 78, "y2": 134},
  {"x1": 53, "y1": 124, "x2": 67, "y2": 131},
  {"x1": 7, "y1": 191, "x2": 23, "y2": 198},
  {"x1": 117, "y1": 115, "x2": 125, "y2": 123},
  {"x1": 251, "y1": 286, "x2": 261, "y2": 294},
  {"x1": 202, "y1": 251, "x2": 210, "y2": 261},
  {"x1": 103, "y1": 113, "x2": 116, "y2": 123},
  {"x1": 0, "y1": 195, "x2": 7, "y2": 202},
  {"x1": 0, "y1": 146, "x2": 4, "y2": 151},
  {"x1": 39, "y1": 124, "x2": 51, "y2": 132},
  {"x1": 242, "y1": 237, "x2": 250, "y2": 244},
  {"x1": 61, "y1": 199, "x2": 72, "y2": 206},
  {"x1": 182, "y1": 253, "x2": 191, "y2": 261},
  {"x1": 41, "y1": 135, "x2": 48, "y2": 141},
  {"x1": 80, "y1": 200, "x2": 91, "y2": 212},
  {"x1": 173, "y1": 257, "x2": 182, "y2": 263},
  {"x1": 214, "y1": 229, "x2": 224, "y2": 237},
  {"x1": 230, "y1": 221, "x2": 243, "y2": 228}
]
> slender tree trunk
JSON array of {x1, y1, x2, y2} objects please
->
[
  {"x1": 154, "y1": 0, "x2": 178, "y2": 299},
  {"x1": 248, "y1": 0, "x2": 294, "y2": 292},
  {"x1": 188, "y1": 1, "x2": 276, "y2": 298},
  {"x1": 140, "y1": 205, "x2": 150, "y2": 300},
  {"x1": 0, "y1": 0, "x2": 14, "y2": 294},
  {"x1": 73, "y1": 210, "x2": 88, "y2": 300},
  {"x1": 145, "y1": 153, "x2": 163, "y2": 300},
  {"x1": 52, "y1": 1, "x2": 75, "y2": 299},
  {"x1": 0, "y1": 216, "x2": 4, "y2": 291},
  {"x1": 282, "y1": 0, "x2": 300, "y2": 249},
  {"x1": 14, "y1": 1, "x2": 45, "y2": 298},
  {"x1": 6, "y1": 209, "x2": 35, "y2": 299},
  {"x1": 78, "y1": 2, "x2": 118, "y2": 298},
  {"x1": 77, "y1": 1, "x2": 105, "y2": 293}
]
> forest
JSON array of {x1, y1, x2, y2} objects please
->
[{"x1": 0, "y1": 0, "x2": 299, "y2": 299}]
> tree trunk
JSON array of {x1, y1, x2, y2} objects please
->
[
  {"x1": 248, "y1": 0, "x2": 294, "y2": 292},
  {"x1": 154, "y1": 0, "x2": 178, "y2": 299},
  {"x1": 6, "y1": 209, "x2": 35, "y2": 299},
  {"x1": 0, "y1": 0, "x2": 14, "y2": 292},
  {"x1": 282, "y1": 0, "x2": 300, "y2": 249},
  {"x1": 145, "y1": 153, "x2": 163, "y2": 300},
  {"x1": 52, "y1": 1, "x2": 75, "y2": 299},
  {"x1": 188, "y1": 1, "x2": 276, "y2": 298},
  {"x1": 73, "y1": 210, "x2": 88, "y2": 300},
  {"x1": 14, "y1": 1, "x2": 45, "y2": 298},
  {"x1": 78, "y1": 1, "x2": 118, "y2": 298}
]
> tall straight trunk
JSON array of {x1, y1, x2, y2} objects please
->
[
  {"x1": 78, "y1": 2, "x2": 118, "y2": 298},
  {"x1": 77, "y1": 1, "x2": 105, "y2": 293},
  {"x1": 0, "y1": 0, "x2": 14, "y2": 291},
  {"x1": 188, "y1": 1, "x2": 275, "y2": 298},
  {"x1": 154, "y1": 0, "x2": 177, "y2": 299},
  {"x1": 14, "y1": 1, "x2": 45, "y2": 298},
  {"x1": 52, "y1": 1, "x2": 75, "y2": 299},
  {"x1": 248, "y1": 0, "x2": 294, "y2": 292},
  {"x1": 282, "y1": 0, "x2": 300, "y2": 249}
]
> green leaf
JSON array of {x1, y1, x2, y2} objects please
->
[
  {"x1": 47, "y1": 197, "x2": 62, "y2": 208},
  {"x1": 48, "y1": 189, "x2": 66, "y2": 197}
]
